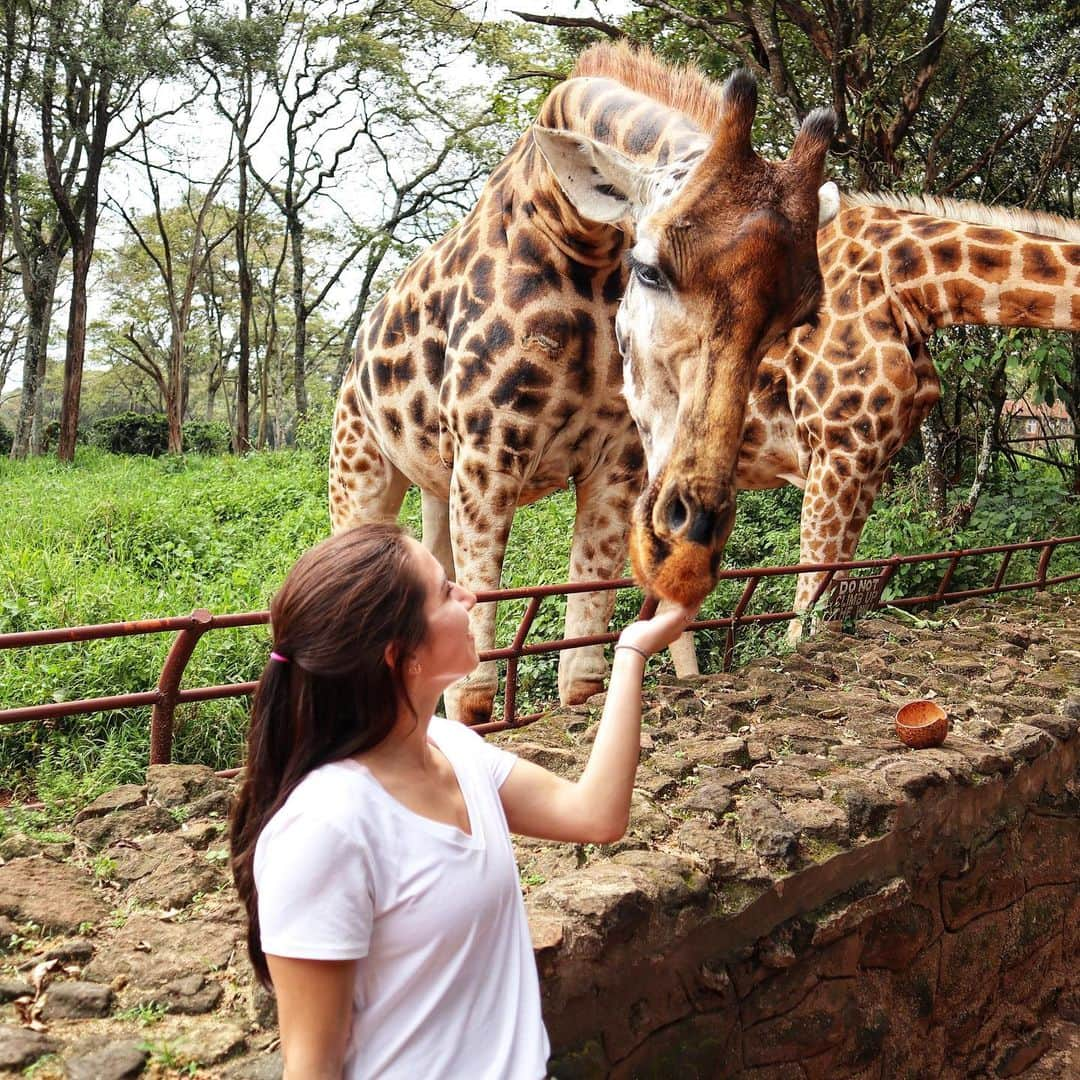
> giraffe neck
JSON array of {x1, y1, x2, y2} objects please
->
[{"x1": 861, "y1": 207, "x2": 1080, "y2": 339}]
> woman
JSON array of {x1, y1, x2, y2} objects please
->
[{"x1": 230, "y1": 523, "x2": 694, "y2": 1079}]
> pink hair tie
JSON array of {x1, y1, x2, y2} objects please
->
[{"x1": 270, "y1": 651, "x2": 290, "y2": 664}]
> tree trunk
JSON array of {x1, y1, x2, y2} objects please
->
[
  {"x1": 11, "y1": 246, "x2": 60, "y2": 459},
  {"x1": 166, "y1": 332, "x2": 183, "y2": 454},
  {"x1": 289, "y1": 214, "x2": 308, "y2": 427},
  {"x1": 920, "y1": 412, "x2": 949, "y2": 522},
  {"x1": 57, "y1": 237, "x2": 93, "y2": 461},
  {"x1": 235, "y1": 143, "x2": 252, "y2": 452}
]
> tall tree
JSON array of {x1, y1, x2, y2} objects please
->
[
  {"x1": 194, "y1": 1, "x2": 284, "y2": 451},
  {"x1": 38, "y1": 0, "x2": 190, "y2": 460},
  {"x1": 112, "y1": 124, "x2": 236, "y2": 453}
]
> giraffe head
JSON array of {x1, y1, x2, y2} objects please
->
[{"x1": 534, "y1": 71, "x2": 837, "y2": 606}]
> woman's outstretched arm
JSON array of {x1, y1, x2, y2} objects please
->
[{"x1": 498, "y1": 603, "x2": 695, "y2": 844}]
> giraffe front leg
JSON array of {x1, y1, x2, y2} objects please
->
[
  {"x1": 421, "y1": 490, "x2": 455, "y2": 581},
  {"x1": 789, "y1": 459, "x2": 885, "y2": 644},
  {"x1": 443, "y1": 461, "x2": 520, "y2": 726},
  {"x1": 558, "y1": 465, "x2": 639, "y2": 706}
]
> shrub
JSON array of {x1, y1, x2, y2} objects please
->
[
  {"x1": 183, "y1": 420, "x2": 231, "y2": 455},
  {"x1": 294, "y1": 400, "x2": 335, "y2": 467},
  {"x1": 89, "y1": 412, "x2": 170, "y2": 456}
]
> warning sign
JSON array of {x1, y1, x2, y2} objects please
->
[{"x1": 823, "y1": 575, "x2": 886, "y2": 623}]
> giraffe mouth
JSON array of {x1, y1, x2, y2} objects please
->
[{"x1": 629, "y1": 482, "x2": 731, "y2": 607}]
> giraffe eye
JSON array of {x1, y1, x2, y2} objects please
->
[{"x1": 628, "y1": 253, "x2": 668, "y2": 291}]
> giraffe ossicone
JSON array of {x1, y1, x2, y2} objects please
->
[{"x1": 329, "y1": 43, "x2": 835, "y2": 724}]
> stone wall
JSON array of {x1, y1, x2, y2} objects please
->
[
  {"x1": 501, "y1": 593, "x2": 1080, "y2": 1078},
  {"x1": 0, "y1": 592, "x2": 1075, "y2": 1078}
]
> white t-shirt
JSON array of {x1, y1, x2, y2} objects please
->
[{"x1": 253, "y1": 716, "x2": 549, "y2": 1080}]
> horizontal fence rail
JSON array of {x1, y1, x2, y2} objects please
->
[{"x1": 1, "y1": 535, "x2": 1077, "y2": 761}]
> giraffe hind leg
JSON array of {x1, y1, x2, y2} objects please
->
[{"x1": 328, "y1": 397, "x2": 412, "y2": 533}]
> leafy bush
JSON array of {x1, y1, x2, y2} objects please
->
[
  {"x1": 89, "y1": 412, "x2": 170, "y2": 456},
  {"x1": 294, "y1": 400, "x2": 335, "y2": 468},
  {"x1": 0, "y1": 419, "x2": 11, "y2": 456},
  {"x1": 182, "y1": 420, "x2": 231, "y2": 455}
]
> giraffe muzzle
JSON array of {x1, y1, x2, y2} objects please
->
[{"x1": 630, "y1": 483, "x2": 736, "y2": 607}]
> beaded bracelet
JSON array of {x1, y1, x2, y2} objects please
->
[{"x1": 613, "y1": 643, "x2": 649, "y2": 661}]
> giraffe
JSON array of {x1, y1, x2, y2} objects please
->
[
  {"x1": 328, "y1": 42, "x2": 837, "y2": 724},
  {"x1": 667, "y1": 191, "x2": 1080, "y2": 671}
]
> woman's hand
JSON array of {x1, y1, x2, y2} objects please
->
[{"x1": 616, "y1": 602, "x2": 697, "y2": 658}]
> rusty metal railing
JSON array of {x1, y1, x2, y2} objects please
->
[{"x1": 1, "y1": 534, "x2": 1077, "y2": 758}]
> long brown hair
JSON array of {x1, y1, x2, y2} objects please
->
[{"x1": 230, "y1": 524, "x2": 429, "y2": 987}]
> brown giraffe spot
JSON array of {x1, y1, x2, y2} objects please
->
[
  {"x1": 422, "y1": 339, "x2": 445, "y2": 386},
  {"x1": 837, "y1": 488, "x2": 857, "y2": 515},
  {"x1": 889, "y1": 241, "x2": 927, "y2": 280},
  {"x1": 999, "y1": 288, "x2": 1056, "y2": 325},
  {"x1": 1073, "y1": 294, "x2": 1080, "y2": 325},
  {"x1": 822, "y1": 473, "x2": 839, "y2": 498},
  {"x1": 834, "y1": 285, "x2": 858, "y2": 316},
  {"x1": 882, "y1": 353, "x2": 915, "y2": 391},
  {"x1": 914, "y1": 219, "x2": 954, "y2": 240},
  {"x1": 1064, "y1": 246, "x2": 1080, "y2": 267},
  {"x1": 863, "y1": 223, "x2": 900, "y2": 246},
  {"x1": 825, "y1": 390, "x2": 864, "y2": 423},
  {"x1": 1021, "y1": 245, "x2": 1066, "y2": 286},
  {"x1": 834, "y1": 457, "x2": 852, "y2": 479},
  {"x1": 365, "y1": 297, "x2": 388, "y2": 351},
  {"x1": 968, "y1": 245, "x2": 1009, "y2": 283},
  {"x1": 470, "y1": 256, "x2": 496, "y2": 303},
  {"x1": 967, "y1": 227, "x2": 1010, "y2": 245},
  {"x1": 381, "y1": 408, "x2": 403, "y2": 439},
  {"x1": 942, "y1": 278, "x2": 986, "y2": 321},
  {"x1": 790, "y1": 350, "x2": 811, "y2": 381},
  {"x1": 869, "y1": 390, "x2": 891, "y2": 413},
  {"x1": 810, "y1": 368, "x2": 833, "y2": 402},
  {"x1": 930, "y1": 241, "x2": 963, "y2": 275},
  {"x1": 839, "y1": 360, "x2": 873, "y2": 387},
  {"x1": 858, "y1": 274, "x2": 884, "y2": 302},
  {"x1": 825, "y1": 424, "x2": 855, "y2": 452},
  {"x1": 358, "y1": 365, "x2": 373, "y2": 402},
  {"x1": 491, "y1": 360, "x2": 554, "y2": 416}
]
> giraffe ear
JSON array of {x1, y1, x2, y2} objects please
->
[
  {"x1": 818, "y1": 181, "x2": 840, "y2": 227},
  {"x1": 532, "y1": 126, "x2": 647, "y2": 224}
]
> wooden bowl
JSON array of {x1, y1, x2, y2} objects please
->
[{"x1": 895, "y1": 699, "x2": 948, "y2": 749}]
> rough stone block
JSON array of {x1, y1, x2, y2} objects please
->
[
  {"x1": 63, "y1": 1040, "x2": 149, "y2": 1080},
  {"x1": 0, "y1": 1025, "x2": 59, "y2": 1070},
  {"x1": 0, "y1": 857, "x2": 108, "y2": 933},
  {"x1": 41, "y1": 978, "x2": 113, "y2": 1019},
  {"x1": 743, "y1": 977, "x2": 858, "y2": 1067}
]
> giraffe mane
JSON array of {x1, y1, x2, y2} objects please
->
[
  {"x1": 570, "y1": 42, "x2": 729, "y2": 134},
  {"x1": 844, "y1": 191, "x2": 1080, "y2": 242}
]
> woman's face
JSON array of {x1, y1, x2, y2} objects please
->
[{"x1": 406, "y1": 539, "x2": 478, "y2": 690}]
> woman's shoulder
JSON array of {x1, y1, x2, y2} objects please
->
[{"x1": 257, "y1": 759, "x2": 372, "y2": 850}]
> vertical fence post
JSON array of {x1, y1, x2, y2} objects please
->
[
  {"x1": 1036, "y1": 539, "x2": 1059, "y2": 591},
  {"x1": 150, "y1": 609, "x2": 213, "y2": 766},
  {"x1": 502, "y1": 595, "x2": 544, "y2": 728},
  {"x1": 723, "y1": 575, "x2": 761, "y2": 671}
]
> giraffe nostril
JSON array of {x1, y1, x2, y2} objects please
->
[{"x1": 666, "y1": 494, "x2": 688, "y2": 533}]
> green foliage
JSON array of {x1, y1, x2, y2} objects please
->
[
  {"x1": 89, "y1": 413, "x2": 170, "y2": 456},
  {"x1": 182, "y1": 420, "x2": 231, "y2": 455}
]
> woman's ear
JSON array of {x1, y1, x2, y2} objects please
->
[{"x1": 384, "y1": 641, "x2": 401, "y2": 672}]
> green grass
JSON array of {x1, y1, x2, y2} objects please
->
[{"x1": 1, "y1": 446, "x2": 1077, "y2": 812}]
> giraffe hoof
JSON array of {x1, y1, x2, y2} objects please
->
[
  {"x1": 444, "y1": 685, "x2": 497, "y2": 727},
  {"x1": 561, "y1": 679, "x2": 606, "y2": 707}
]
